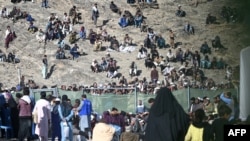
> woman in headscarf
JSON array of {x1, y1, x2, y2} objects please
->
[{"x1": 145, "y1": 87, "x2": 190, "y2": 141}]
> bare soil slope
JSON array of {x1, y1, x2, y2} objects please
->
[{"x1": 0, "y1": 0, "x2": 249, "y2": 89}]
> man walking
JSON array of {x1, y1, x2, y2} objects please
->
[
  {"x1": 92, "y1": 3, "x2": 99, "y2": 26},
  {"x1": 77, "y1": 94, "x2": 93, "y2": 139}
]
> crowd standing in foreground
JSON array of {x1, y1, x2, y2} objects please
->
[{"x1": 0, "y1": 86, "x2": 248, "y2": 141}]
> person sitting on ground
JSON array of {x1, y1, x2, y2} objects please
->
[
  {"x1": 7, "y1": 52, "x2": 15, "y2": 63},
  {"x1": 137, "y1": 45, "x2": 148, "y2": 59},
  {"x1": 157, "y1": 34, "x2": 166, "y2": 49},
  {"x1": 93, "y1": 38, "x2": 102, "y2": 51},
  {"x1": 69, "y1": 31, "x2": 77, "y2": 44},
  {"x1": 36, "y1": 29, "x2": 46, "y2": 43},
  {"x1": 166, "y1": 49, "x2": 176, "y2": 62},
  {"x1": 57, "y1": 38, "x2": 65, "y2": 48},
  {"x1": 96, "y1": 26, "x2": 103, "y2": 37},
  {"x1": 150, "y1": 47, "x2": 159, "y2": 60},
  {"x1": 183, "y1": 49, "x2": 193, "y2": 61},
  {"x1": 70, "y1": 44, "x2": 80, "y2": 60},
  {"x1": 110, "y1": 1, "x2": 122, "y2": 15},
  {"x1": 144, "y1": 35, "x2": 153, "y2": 48},
  {"x1": 118, "y1": 15, "x2": 128, "y2": 28},
  {"x1": 212, "y1": 35, "x2": 225, "y2": 50},
  {"x1": 62, "y1": 12, "x2": 70, "y2": 24},
  {"x1": 200, "y1": 41, "x2": 211, "y2": 55},
  {"x1": 206, "y1": 13, "x2": 217, "y2": 24},
  {"x1": 145, "y1": 54, "x2": 154, "y2": 69},
  {"x1": 178, "y1": 61, "x2": 192, "y2": 76},
  {"x1": 134, "y1": 13, "x2": 143, "y2": 28},
  {"x1": 79, "y1": 26, "x2": 86, "y2": 40},
  {"x1": 46, "y1": 28, "x2": 55, "y2": 41},
  {"x1": 217, "y1": 57, "x2": 226, "y2": 69},
  {"x1": 124, "y1": 10, "x2": 134, "y2": 25},
  {"x1": 140, "y1": 20, "x2": 148, "y2": 32},
  {"x1": 162, "y1": 63, "x2": 174, "y2": 76},
  {"x1": 184, "y1": 22, "x2": 194, "y2": 35},
  {"x1": 110, "y1": 36, "x2": 120, "y2": 51},
  {"x1": 88, "y1": 29, "x2": 97, "y2": 45},
  {"x1": 62, "y1": 22, "x2": 72, "y2": 36},
  {"x1": 147, "y1": 28, "x2": 156, "y2": 43},
  {"x1": 176, "y1": 5, "x2": 186, "y2": 17},
  {"x1": 107, "y1": 64, "x2": 118, "y2": 79},
  {"x1": 91, "y1": 59, "x2": 100, "y2": 73},
  {"x1": 154, "y1": 56, "x2": 164, "y2": 67},
  {"x1": 210, "y1": 57, "x2": 218, "y2": 69},
  {"x1": 129, "y1": 61, "x2": 137, "y2": 77},
  {"x1": 56, "y1": 48, "x2": 66, "y2": 59},
  {"x1": 101, "y1": 29, "x2": 109, "y2": 42},
  {"x1": 200, "y1": 55, "x2": 211, "y2": 69},
  {"x1": 176, "y1": 48, "x2": 184, "y2": 64},
  {"x1": 123, "y1": 34, "x2": 133, "y2": 46},
  {"x1": 27, "y1": 21, "x2": 37, "y2": 33},
  {"x1": 107, "y1": 58, "x2": 118, "y2": 78},
  {"x1": 100, "y1": 57, "x2": 108, "y2": 71},
  {"x1": 0, "y1": 49, "x2": 7, "y2": 62},
  {"x1": 26, "y1": 13, "x2": 34, "y2": 22},
  {"x1": 1, "y1": 7, "x2": 8, "y2": 18}
]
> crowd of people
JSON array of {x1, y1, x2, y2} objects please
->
[
  {"x1": 0, "y1": 85, "x2": 248, "y2": 141},
  {"x1": 0, "y1": 0, "x2": 246, "y2": 140},
  {"x1": 1, "y1": 0, "x2": 235, "y2": 93}
]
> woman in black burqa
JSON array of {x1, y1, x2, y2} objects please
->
[{"x1": 145, "y1": 87, "x2": 190, "y2": 141}]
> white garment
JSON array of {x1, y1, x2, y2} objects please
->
[
  {"x1": 167, "y1": 52, "x2": 175, "y2": 60},
  {"x1": 119, "y1": 45, "x2": 135, "y2": 53},
  {"x1": 162, "y1": 66, "x2": 174, "y2": 75},
  {"x1": 137, "y1": 51, "x2": 147, "y2": 59},
  {"x1": 5, "y1": 29, "x2": 11, "y2": 38},
  {"x1": 92, "y1": 6, "x2": 98, "y2": 12}
]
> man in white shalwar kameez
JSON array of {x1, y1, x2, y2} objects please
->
[{"x1": 32, "y1": 92, "x2": 51, "y2": 141}]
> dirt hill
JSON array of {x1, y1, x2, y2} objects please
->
[{"x1": 0, "y1": 0, "x2": 249, "y2": 89}]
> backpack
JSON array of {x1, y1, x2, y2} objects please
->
[{"x1": 60, "y1": 102, "x2": 72, "y2": 117}]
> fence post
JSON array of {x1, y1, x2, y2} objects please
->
[
  {"x1": 187, "y1": 86, "x2": 190, "y2": 109},
  {"x1": 134, "y1": 87, "x2": 137, "y2": 113}
]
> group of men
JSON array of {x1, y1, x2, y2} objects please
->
[{"x1": 0, "y1": 86, "x2": 92, "y2": 141}]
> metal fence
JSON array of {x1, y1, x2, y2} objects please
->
[{"x1": 29, "y1": 87, "x2": 238, "y2": 114}]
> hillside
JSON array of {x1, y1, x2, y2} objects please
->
[{"x1": 0, "y1": 0, "x2": 249, "y2": 89}]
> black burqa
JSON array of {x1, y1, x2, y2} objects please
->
[{"x1": 145, "y1": 87, "x2": 190, "y2": 141}]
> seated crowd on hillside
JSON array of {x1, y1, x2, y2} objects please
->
[{"x1": 1, "y1": 1, "x2": 235, "y2": 95}]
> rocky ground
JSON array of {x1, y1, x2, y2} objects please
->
[{"x1": 0, "y1": 0, "x2": 249, "y2": 89}]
